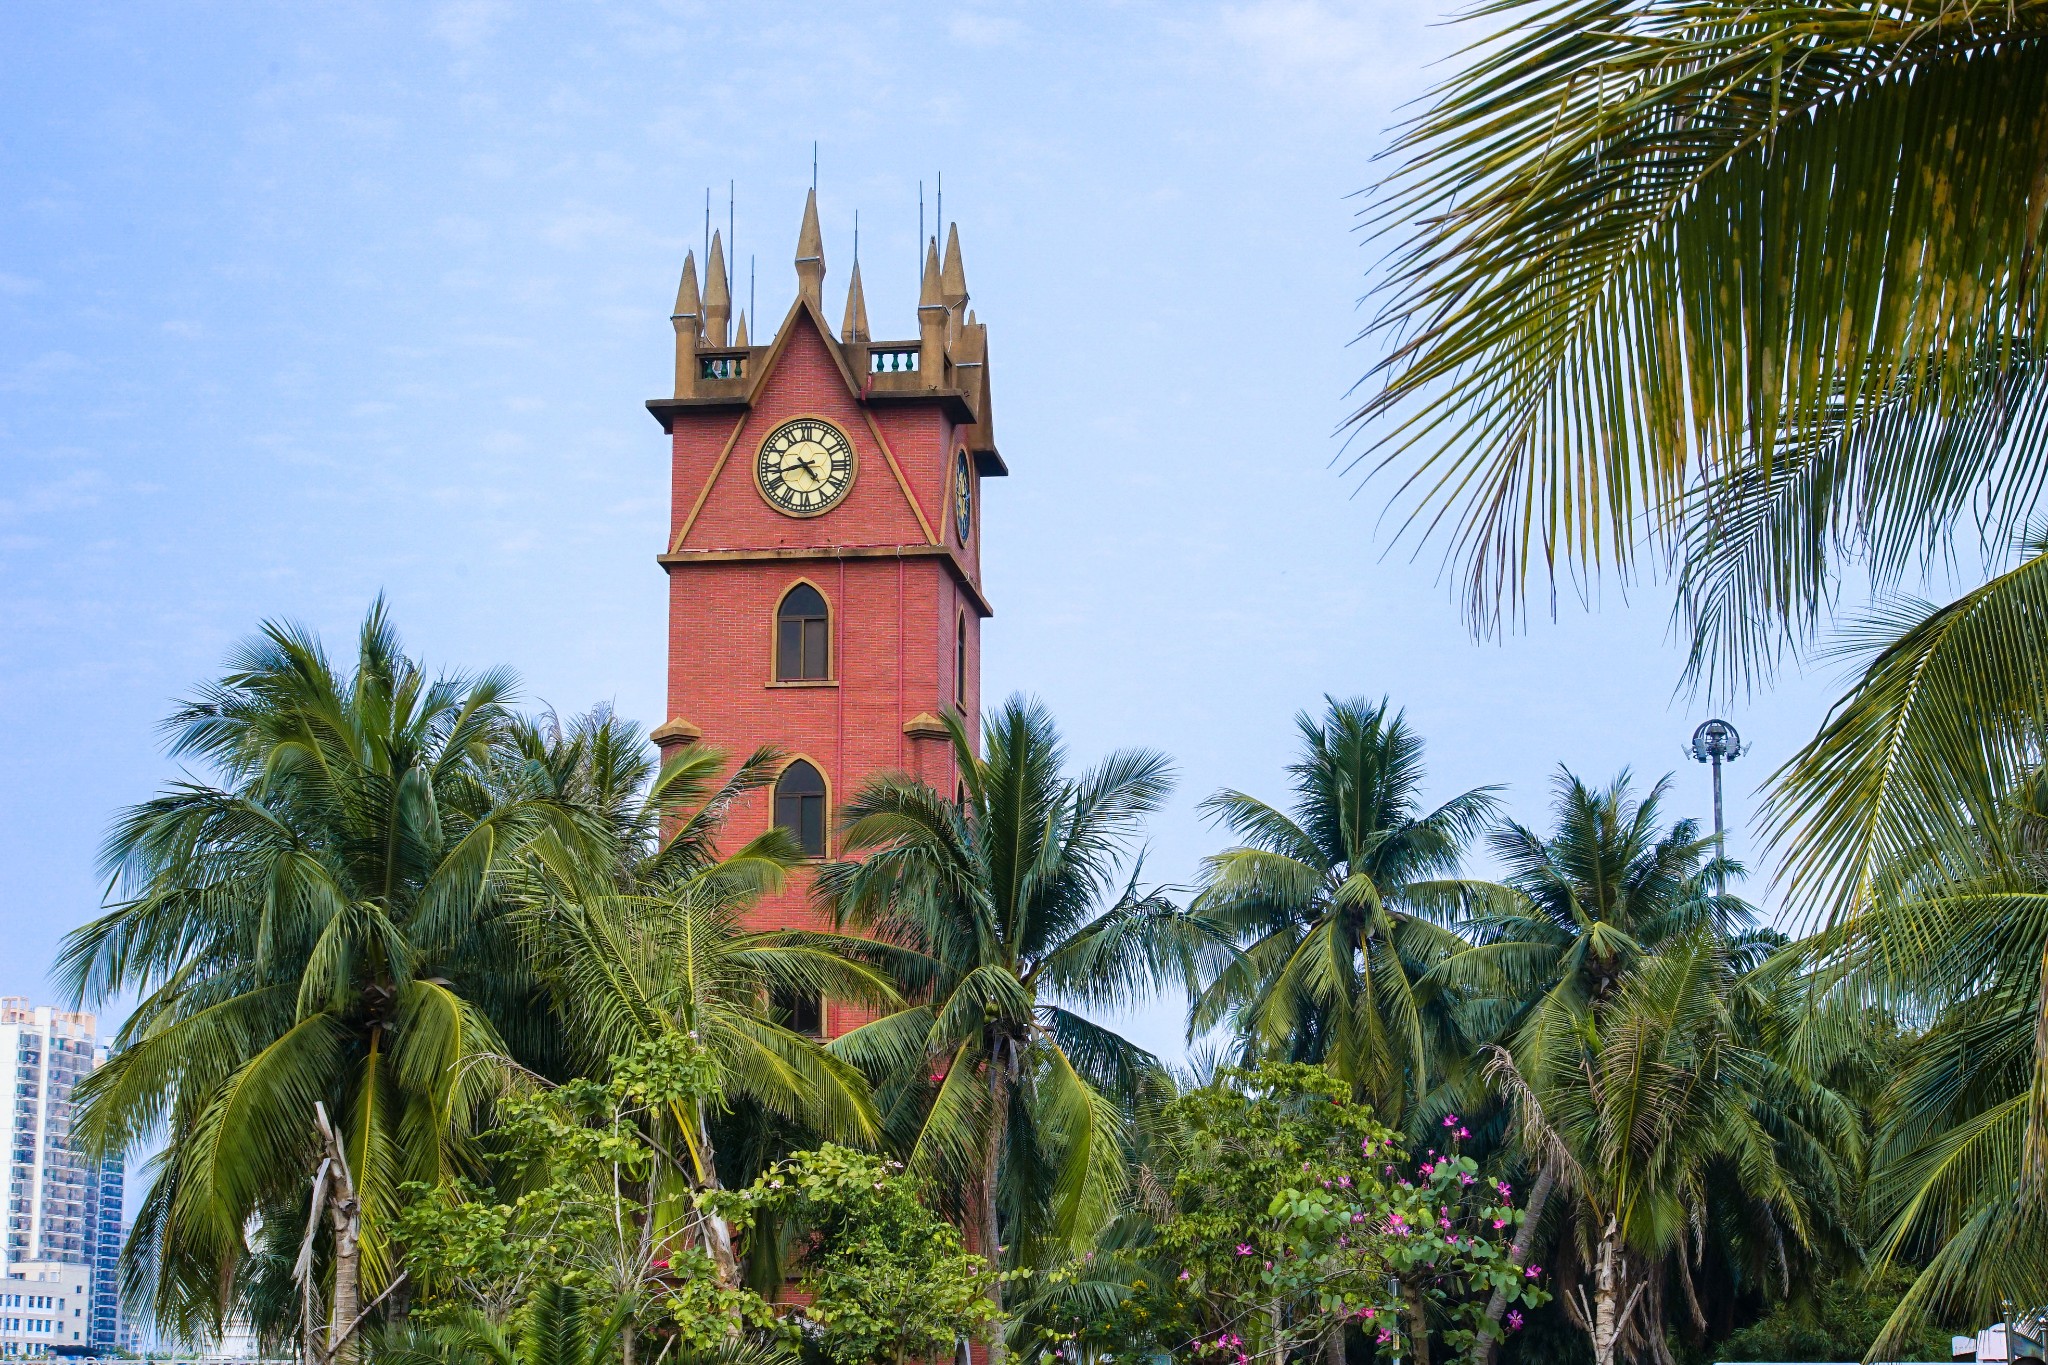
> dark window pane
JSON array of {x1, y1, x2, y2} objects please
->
[
  {"x1": 803, "y1": 618, "x2": 829, "y2": 678},
  {"x1": 777, "y1": 619, "x2": 802, "y2": 680},
  {"x1": 799, "y1": 793, "x2": 825, "y2": 857},
  {"x1": 770, "y1": 987, "x2": 824, "y2": 1037},
  {"x1": 779, "y1": 583, "x2": 827, "y2": 619}
]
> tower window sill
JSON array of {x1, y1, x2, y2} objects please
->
[{"x1": 767, "y1": 679, "x2": 839, "y2": 689}]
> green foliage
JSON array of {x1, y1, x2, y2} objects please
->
[
  {"x1": 374, "y1": 1281, "x2": 638, "y2": 1365},
  {"x1": 1717, "y1": 1266, "x2": 1949, "y2": 1362},
  {"x1": 711, "y1": 1144, "x2": 1008, "y2": 1365}
]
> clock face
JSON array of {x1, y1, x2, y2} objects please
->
[
  {"x1": 757, "y1": 418, "x2": 856, "y2": 517},
  {"x1": 953, "y1": 449, "x2": 973, "y2": 543}
]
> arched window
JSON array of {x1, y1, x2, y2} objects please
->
[
  {"x1": 776, "y1": 584, "x2": 830, "y2": 681},
  {"x1": 774, "y1": 759, "x2": 827, "y2": 858},
  {"x1": 954, "y1": 610, "x2": 967, "y2": 707}
]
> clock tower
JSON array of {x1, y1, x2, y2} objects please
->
[{"x1": 648, "y1": 191, "x2": 1003, "y2": 1037}]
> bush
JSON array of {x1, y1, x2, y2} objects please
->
[{"x1": 1717, "y1": 1266, "x2": 1950, "y2": 1362}]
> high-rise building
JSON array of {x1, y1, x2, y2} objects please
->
[
  {"x1": 0, "y1": 1002, "x2": 123, "y2": 1356},
  {"x1": 650, "y1": 194, "x2": 998, "y2": 1042},
  {"x1": 87, "y1": 1169, "x2": 121, "y2": 1353}
]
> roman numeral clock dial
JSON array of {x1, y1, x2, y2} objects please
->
[{"x1": 756, "y1": 418, "x2": 856, "y2": 517}]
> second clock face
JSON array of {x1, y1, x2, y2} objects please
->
[
  {"x1": 757, "y1": 418, "x2": 856, "y2": 516},
  {"x1": 954, "y1": 449, "x2": 973, "y2": 543}
]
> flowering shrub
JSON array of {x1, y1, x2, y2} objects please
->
[{"x1": 1024, "y1": 1064, "x2": 1546, "y2": 1363}]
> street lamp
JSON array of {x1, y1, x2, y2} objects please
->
[{"x1": 1689, "y1": 720, "x2": 1746, "y2": 876}]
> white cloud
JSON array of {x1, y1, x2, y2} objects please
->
[
  {"x1": 433, "y1": 0, "x2": 509, "y2": 51},
  {"x1": 948, "y1": 13, "x2": 1025, "y2": 47},
  {"x1": 1212, "y1": 0, "x2": 1443, "y2": 103},
  {"x1": 0, "y1": 352, "x2": 86, "y2": 394},
  {"x1": 0, "y1": 274, "x2": 37, "y2": 296}
]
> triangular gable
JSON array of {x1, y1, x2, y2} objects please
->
[{"x1": 672, "y1": 307, "x2": 939, "y2": 553}]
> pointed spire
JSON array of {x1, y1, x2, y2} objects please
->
[
  {"x1": 672, "y1": 250, "x2": 702, "y2": 324},
  {"x1": 919, "y1": 236, "x2": 944, "y2": 308},
  {"x1": 734, "y1": 311, "x2": 749, "y2": 348},
  {"x1": 918, "y1": 236, "x2": 947, "y2": 382},
  {"x1": 670, "y1": 250, "x2": 703, "y2": 398},
  {"x1": 941, "y1": 224, "x2": 968, "y2": 308},
  {"x1": 841, "y1": 260, "x2": 870, "y2": 343},
  {"x1": 704, "y1": 231, "x2": 731, "y2": 347},
  {"x1": 794, "y1": 188, "x2": 826, "y2": 313}
]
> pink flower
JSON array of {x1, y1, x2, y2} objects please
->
[
  {"x1": 1178, "y1": 1270, "x2": 1190, "y2": 1281},
  {"x1": 1526, "y1": 1265, "x2": 1542, "y2": 1279},
  {"x1": 1322, "y1": 1179, "x2": 1331, "y2": 1188},
  {"x1": 1338, "y1": 1175, "x2": 1351, "y2": 1187},
  {"x1": 1439, "y1": 1218, "x2": 1452, "y2": 1230},
  {"x1": 1496, "y1": 1181, "x2": 1512, "y2": 1197},
  {"x1": 1389, "y1": 1213, "x2": 1406, "y2": 1225},
  {"x1": 1492, "y1": 1219, "x2": 1507, "y2": 1230},
  {"x1": 1460, "y1": 1173, "x2": 1477, "y2": 1186},
  {"x1": 1338, "y1": 1236, "x2": 1349, "y2": 1247},
  {"x1": 1457, "y1": 1127, "x2": 1471, "y2": 1139},
  {"x1": 1236, "y1": 1244, "x2": 1253, "y2": 1256},
  {"x1": 1443, "y1": 1115, "x2": 1458, "y2": 1127},
  {"x1": 1446, "y1": 1235, "x2": 1459, "y2": 1245},
  {"x1": 1507, "y1": 1310, "x2": 1524, "y2": 1331},
  {"x1": 1361, "y1": 1308, "x2": 1375, "y2": 1320},
  {"x1": 930, "y1": 1073, "x2": 945, "y2": 1083},
  {"x1": 1376, "y1": 1330, "x2": 1392, "y2": 1345},
  {"x1": 1264, "y1": 1261, "x2": 1273, "y2": 1270}
]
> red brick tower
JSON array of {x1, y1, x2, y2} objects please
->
[{"x1": 648, "y1": 192, "x2": 1003, "y2": 1038}]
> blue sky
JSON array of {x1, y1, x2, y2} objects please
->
[{"x1": 0, "y1": 0, "x2": 1842, "y2": 1059}]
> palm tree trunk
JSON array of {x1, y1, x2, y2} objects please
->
[
  {"x1": 684, "y1": 1098, "x2": 742, "y2": 1291},
  {"x1": 1584, "y1": 1220, "x2": 1643, "y2": 1365},
  {"x1": 981, "y1": 1044, "x2": 1011, "y2": 1365},
  {"x1": 1469, "y1": 1164, "x2": 1552, "y2": 1365},
  {"x1": 1402, "y1": 1279, "x2": 1431, "y2": 1365}
]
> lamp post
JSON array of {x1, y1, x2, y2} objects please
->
[{"x1": 1689, "y1": 720, "x2": 1746, "y2": 889}]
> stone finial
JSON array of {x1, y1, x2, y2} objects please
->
[
  {"x1": 917, "y1": 237, "x2": 947, "y2": 381},
  {"x1": 734, "y1": 310, "x2": 749, "y2": 348},
  {"x1": 651, "y1": 717, "x2": 703, "y2": 747},
  {"x1": 704, "y1": 230, "x2": 731, "y2": 348},
  {"x1": 671, "y1": 250, "x2": 702, "y2": 398},
  {"x1": 795, "y1": 188, "x2": 826, "y2": 313},
  {"x1": 841, "y1": 260, "x2": 870, "y2": 343}
]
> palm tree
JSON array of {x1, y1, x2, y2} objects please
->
[
  {"x1": 1488, "y1": 933, "x2": 1857, "y2": 1365},
  {"x1": 816, "y1": 698, "x2": 1204, "y2": 1360},
  {"x1": 1187, "y1": 697, "x2": 1498, "y2": 1129},
  {"x1": 1792, "y1": 764, "x2": 2048, "y2": 1350},
  {"x1": 1454, "y1": 769, "x2": 1744, "y2": 1060},
  {"x1": 1352, "y1": 0, "x2": 2048, "y2": 922},
  {"x1": 62, "y1": 604, "x2": 597, "y2": 1345},
  {"x1": 1442, "y1": 769, "x2": 1745, "y2": 1362}
]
